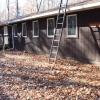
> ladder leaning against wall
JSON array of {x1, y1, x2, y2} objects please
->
[{"x1": 49, "y1": 0, "x2": 69, "y2": 64}]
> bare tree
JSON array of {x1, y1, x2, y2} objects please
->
[{"x1": 9, "y1": 0, "x2": 17, "y2": 19}]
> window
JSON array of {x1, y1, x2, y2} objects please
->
[
  {"x1": 67, "y1": 14, "x2": 78, "y2": 38},
  {"x1": 4, "y1": 26, "x2": 9, "y2": 45},
  {"x1": 22, "y1": 23, "x2": 27, "y2": 37},
  {"x1": 47, "y1": 18, "x2": 55, "y2": 37},
  {"x1": 13, "y1": 24, "x2": 17, "y2": 37},
  {"x1": 32, "y1": 21, "x2": 39, "y2": 37}
]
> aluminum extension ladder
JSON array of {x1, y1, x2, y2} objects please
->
[{"x1": 49, "y1": 0, "x2": 69, "y2": 64}]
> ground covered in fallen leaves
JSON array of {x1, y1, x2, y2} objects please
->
[{"x1": 0, "y1": 51, "x2": 100, "y2": 100}]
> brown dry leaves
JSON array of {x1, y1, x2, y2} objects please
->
[{"x1": 0, "y1": 51, "x2": 99, "y2": 100}]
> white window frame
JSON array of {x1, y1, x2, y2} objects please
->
[
  {"x1": 47, "y1": 18, "x2": 55, "y2": 38},
  {"x1": 67, "y1": 14, "x2": 78, "y2": 38},
  {"x1": 22, "y1": 23, "x2": 27, "y2": 37},
  {"x1": 32, "y1": 20, "x2": 39, "y2": 38},
  {"x1": 13, "y1": 24, "x2": 17, "y2": 37}
]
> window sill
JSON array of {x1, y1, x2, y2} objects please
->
[
  {"x1": 33, "y1": 36, "x2": 39, "y2": 38},
  {"x1": 66, "y1": 35, "x2": 79, "y2": 39},
  {"x1": 47, "y1": 35, "x2": 54, "y2": 38}
]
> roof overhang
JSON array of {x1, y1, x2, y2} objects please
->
[{"x1": 2, "y1": 0, "x2": 100, "y2": 25}]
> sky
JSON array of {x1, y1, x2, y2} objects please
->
[
  {"x1": 0, "y1": 0, "x2": 7, "y2": 11},
  {"x1": 0, "y1": 0, "x2": 26, "y2": 12}
]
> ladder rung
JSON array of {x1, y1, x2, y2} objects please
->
[
  {"x1": 57, "y1": 23, "x2": 63, "y2": 25},
  {"x1": 49, "y1": 57, "x2": 56, "y2": 60},
  {"x1": 51, "y1": 51, "x2": 57, "y2": 54},
  {"x1": 92, "y1": 31, "x2": 99, "y2": 32},
  {"x1": 49, "y1": 0, "x2": 68, "y2": 64},
  {"x1": 53, "y1": 40, "x2": 60, "y2": 42},
  {"x1": 52, "y1": 46, "x2": 59, "y2": 48},
  {"x1": 91, "y1": 26, "x2": 98, "y2": 28}
]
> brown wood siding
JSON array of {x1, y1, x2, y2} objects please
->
[{"x1": 77, "y1": 9, "x2": 100, "y2": 62}]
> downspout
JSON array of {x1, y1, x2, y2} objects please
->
[{"x1": 3, "y1": 27, "x2": 5, "y2": 52}]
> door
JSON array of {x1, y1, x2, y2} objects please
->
[
  {"x1": 8, "y1": 25, "x2": 14, "y2": 49},
  {"x1": 0, "y1": 27, "x2": 3, "y2": 49}
]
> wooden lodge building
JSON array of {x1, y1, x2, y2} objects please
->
[{"x1": 0, "y1": 0, "x2": 100, "y2": 64}]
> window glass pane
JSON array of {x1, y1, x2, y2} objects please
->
[
  {"x1": 22, "y1": 23, "x2": 27, "y2": 36},
  {"x1": 33, "y1": 21, "x2": 39, "y2": 37},
  {"x1": 48, "y1": 18, "x2": 55, "y2": 36},
  {"x1": 4, "y1": 36, "x2": 9, "y2": 45},
  {"x1": 68, "y1": 15, "x2": 77, "y2": 36}
]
